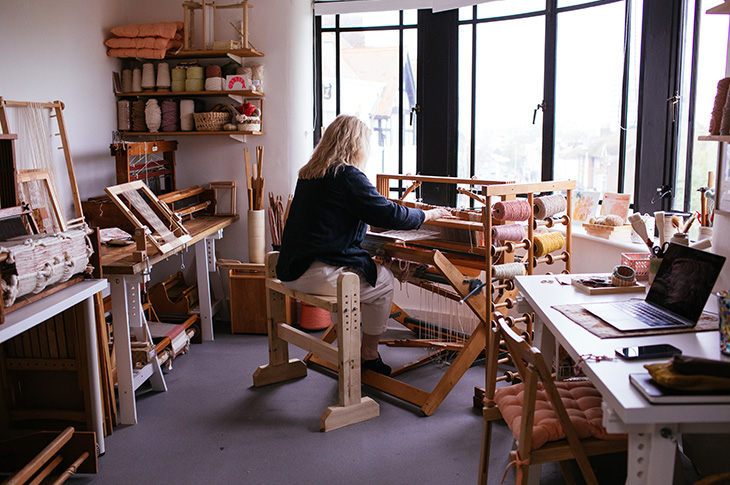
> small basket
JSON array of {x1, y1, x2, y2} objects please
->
[
  {"x1": 193, "y1": 112, "x2": 230, "y2": 131},
  {"x1": 621, "y1": 252, "x2": 651, "y2": 280}
]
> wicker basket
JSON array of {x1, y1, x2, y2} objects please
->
[
  {"x1": 621, "y1": 252, "x2": 651, "y2": 280},
  {"x1": 193, "y1": 112, "x2": 230, "y2": 131}
]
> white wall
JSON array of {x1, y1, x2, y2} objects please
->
[{"x1": 0, "y1": 0, "x2": 313, "y2": 283}]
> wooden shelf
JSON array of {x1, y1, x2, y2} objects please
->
[
  {"x1": 164, "y1": 47, "x2": 264, "y2": 59},
  {"x1": 115, "y1": 89, "x2": 264, "y2": 98},
  {"x1": 698, "y1": 135, "x2": 730, "y2": 142},
  {"x1": 119, "y1": 130, "x2": 264, "y2": 136}
]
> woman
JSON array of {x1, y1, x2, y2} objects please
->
[{"x1": 276, "y1": 114, "x2": 449, "y2": 376}]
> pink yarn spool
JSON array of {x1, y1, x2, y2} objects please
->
[
  {"x1": 492, "y1": 224, "x2": 525, "y2": 242},
  {"x1": 492, "y1": 200, "x2": 531, "y2": 221}
]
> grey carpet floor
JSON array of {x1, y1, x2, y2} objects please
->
[{"x1": 71, "y1": 322, "x2": 635, "y2": 484}]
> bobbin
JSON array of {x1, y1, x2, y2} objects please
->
[
  {"x1": 504, "y1": 238, "x2": 531, "y2": 253},
  {"x1": 534, "y1": 214, "x2": 570, "y2": 229}
]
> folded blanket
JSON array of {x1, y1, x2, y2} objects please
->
[
  {"x1": 105, "y1": 37, "x2": 182, "y2": 50},
  {"x1": 111, "y1": 21, "x2": 183, "y2": 39},
  {"x1": 107, "y1": 48, "x2": 169, "y2": 60}
]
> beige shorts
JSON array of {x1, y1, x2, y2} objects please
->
[{"x1": 281, "y1": 261, "x2": 394, "y2": 335}]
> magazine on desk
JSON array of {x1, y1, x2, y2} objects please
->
[{"x1": 629, "y1": 373, "x2": 730, "y2": 404}]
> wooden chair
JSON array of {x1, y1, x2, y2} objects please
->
[
  {"x1": 479, "y1": 319, "x2": 626, "y2": 484},
  {"x1": 252, "y1": 252, "x2": 379, "y2": 431}
]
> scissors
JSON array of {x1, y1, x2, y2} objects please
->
[{"x1": 652, "y1": 242, "x2": 669, "y2": 258}]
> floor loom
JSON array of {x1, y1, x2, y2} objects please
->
[{"x1": 305, "y1": 175, "x2": 573, "y2": 416}]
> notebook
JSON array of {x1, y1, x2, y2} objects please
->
[
  {"x1": 582, "y1": 243, "x2": 726, "y2": 331},
  {"x1": 629, "y1": 373, "x2": 730, "y2": 404}
]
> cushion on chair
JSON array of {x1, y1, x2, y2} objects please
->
[{"x1": 494, "y1": 379, "x2": 624, "y2": 450}]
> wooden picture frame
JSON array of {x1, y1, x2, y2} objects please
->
[
  {"x1": 104, "y1": 180, "x2": 191, "y2": 254},
  {"x1": 210, "y1": 181, "x2": 236, "y2": 216}
]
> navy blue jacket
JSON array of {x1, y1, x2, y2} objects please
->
[{"x1": 276, "y1": 165, "x2": 424, "y2": 286}]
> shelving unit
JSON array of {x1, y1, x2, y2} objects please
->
[{"x1": 114, "y1": 49, "x2": 265, "y2": 142}]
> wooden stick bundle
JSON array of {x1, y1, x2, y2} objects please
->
[
  {"x1": 244, "y1": 146, "x2": 265, "y2": 210},
  {"x1": 268, "y1": 192, "x2": 288, "y2": 247}
]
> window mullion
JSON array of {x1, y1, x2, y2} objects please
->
[{"x1": 542, "y1": 0, "x2": 557, "y2": 182}]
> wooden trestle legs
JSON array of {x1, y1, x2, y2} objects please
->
[{"x1": 252, "y1": 252, "x2": 379, "y2": 431}]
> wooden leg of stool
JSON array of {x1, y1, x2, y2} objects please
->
[
  {"x1": 320, "y1": 273, "x2": 379, "y2": 431},
  {"x1": 253, "y1": 277, "x2": 306, "y2": 387}
]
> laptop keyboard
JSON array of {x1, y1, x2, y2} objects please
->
[{"x1": 612, "y1": 301, "x2": 683, "y2": 327}]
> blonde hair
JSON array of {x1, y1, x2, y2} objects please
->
[{"x1": 299, "y1": 115, "x2": 371, "y2": 179}]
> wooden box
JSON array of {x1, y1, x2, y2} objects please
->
[{"x1": 229, "y1": 270, "x2": 267, "y2": 334}]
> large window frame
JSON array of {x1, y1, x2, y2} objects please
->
[{"x1": 314, "y1": 0, "x2": 696, "y2": 213}]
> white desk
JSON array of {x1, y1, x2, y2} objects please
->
[
  {"x1": 0, "y1": 279, "x2": 107, "y2": 454},
  {"x1": 514, "y1": 275, "x2": 730, "y2": 485}
]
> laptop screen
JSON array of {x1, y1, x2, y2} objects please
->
[{"x1": 646, "y1": 243, "x2": 726, "y2": 323}]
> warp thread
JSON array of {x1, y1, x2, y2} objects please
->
[
  {"x1": 493, "y1": 200, "x2": 531, "y2": 221},
  {"x1": 161, "y1": 100, "x2": 179, "y2": 132},
  {"x1": 533, "y1": 232, "x2": 565, "y2": 257},
  {"x1": 117, "y1": 100, "x2": 131, "y2": 131},
  {"x1": 492, "y1": 224, "x2": 525, "y2": 242},
  {"x1": 534, "y1": 194, "x2": 566, "y2": 219},
  {"x1": 179, "y1": 99, "x2": 195, "y2": 131},
  {"x1": 132, "y1": 68, "x2": 142, "y2": 93},
  {"x1": 141, "y1": 63, "x2": 156, "y2": 90},
  {"x1": 493, "y1": 262, "x2": 526, "y2": 280}
]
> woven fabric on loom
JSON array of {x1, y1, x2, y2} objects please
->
[{"x1": 0, "y1": 227, "x2": 92, "y2": 307}]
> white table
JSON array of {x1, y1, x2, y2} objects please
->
[
  {"x1": 0, "y1": 279, "x2": 107, "y2": 454},
  {"x1": 514, "y1": 274, "x2": 730, "y2": 485}
]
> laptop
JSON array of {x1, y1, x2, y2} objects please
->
[{"x1": 582, "y1": 243, "x2": 726, "y2": 331}]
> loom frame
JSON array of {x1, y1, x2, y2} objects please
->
[{"x1": 104, "y1": 180, "x2": 192, "y2": 255}]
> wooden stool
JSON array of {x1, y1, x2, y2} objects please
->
[{"x1": 252, "y1": 252, "x2": 379, "y2": 431}]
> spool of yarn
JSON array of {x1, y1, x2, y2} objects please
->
[
  {"x1": 534, "y1": 194, "x2": 567, "y2": 219},
  {"x1": 205, "y1": 64, "x2": 222, "y2": 78},
  {"x1": 186, "y1": 66, "x2": 204, "y2": 79},
  {"x1": 492, "y1": 200, "x2": 531, "y2": 221},
  {"x1": 710, "y1": 77, "x2": 730, "y2": 135},
  {"x1": 156, "y1": 62, "x2": 171, "y2": 90},
  {"x1": 533, "y1": 232, "x2": 565, "y2": 257},
  {"x1": 237, "y1": 66, "x2": 253, "y2": 77},
  {"x1": 145, "y1": 99, "x2": 161, "y2": 132},
  {"x1": 251, "y1": 64, "x2": 264, "y2": 91},
  {"x1": 492, "y1": 224, "x2": 525, "y2": 242},
  {"x1": 132, "y1": 68, "x2": 142, "y2": 92},
  {"x1": 131, "y1": 100, "x2": 147, "y2": 132},
  {"x1": 185, "y1": 78, "x2": 204, "y2": 92},
  {"x1": 492, "y1": 262, "x2": 526, "y2": 280},
  {"x1": 171, "y1": 67, "x2": 187, "y2": 82},
  {"x1": 179, "y1": 99, "x2": 195, "y2": 131},
  {"x1": 117, "y1": 100, "x2": 130, "y2": 131},
  {"x1": 205, "y1": 77, "x2": 223, "y2": 91},
  {"x1": 121, "y1": 69, "x2": 132, "y2": 93},
  {"x1": 161, "y1": 100, "x2": 179, "y2": 132},
  {"x1": 171, "y1": 80, "x2": 186, "y2": 92},
  {"x1": 222, "y1": 61, "x2": 239, "y2": 77},
  {"x1": 141, "y1": 63, "x2": 156, "y2": 90}
]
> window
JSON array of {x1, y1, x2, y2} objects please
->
[
  {"x1": 316, "y1": 10, "x2": 418, "y2": 181},
  {"x1": 315, "y1": 0, "x2": 704, "y2": 214}
]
